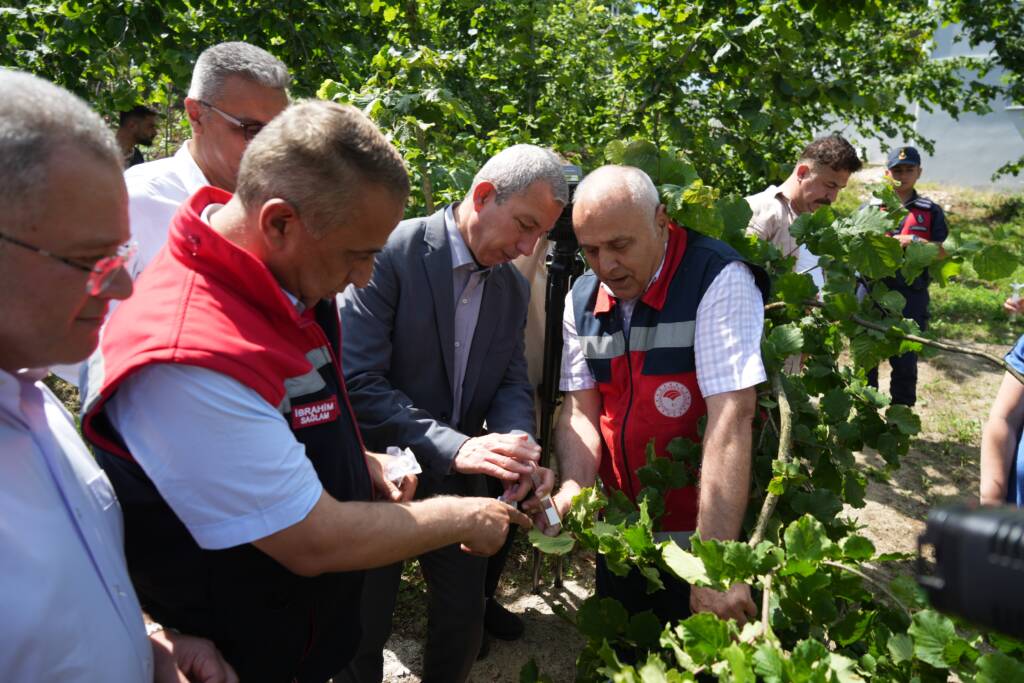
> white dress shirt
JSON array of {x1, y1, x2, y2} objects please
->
[
  {"x1": 0, "y1": 367, "x2": 153, "y2": 682},
  {"x1": 125, "y1": 141, "x2": 209, "y2": 279},
  {"x1": 50, "y1": 144, "x2": 209, "y2": 389},
  {"x1": 560, "y1": 261, "x2": 766, "y2": 398}
]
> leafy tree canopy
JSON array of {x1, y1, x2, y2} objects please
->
[{"x1": 3, "y1": 0, "x2": 1021, "y2": 207}]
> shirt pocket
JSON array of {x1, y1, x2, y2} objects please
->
[{"x1": 86, "y1": 470, "x2": 117, "y2": 511}]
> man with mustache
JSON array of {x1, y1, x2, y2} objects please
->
[{"x1": 746, "y1": 134, "x2": 862, "y2": 289}]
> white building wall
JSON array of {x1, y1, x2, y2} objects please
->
[{"x1": 850, "y1": 24, "x2": 1024, "y2": 190}]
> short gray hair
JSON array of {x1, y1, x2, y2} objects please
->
[
  {"x1": 574, "y1": 165, "x2": 660, "y2": 213},
  {"x1": 236, "y1": 100, "x2": 409, "y2": 236},
  {"x1": 472, "y1": 144, "x2": 569, "y2": 205},
  {"x1": 188, "y1": 41, "x2": 290, "y2": 102},
  {"x1": 0, "y1": 69, "x2": 121, "y2": 231}
]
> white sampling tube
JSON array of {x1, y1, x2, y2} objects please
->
[{"x1": 508, "y1": 430, "x2": 561, "y2": 530}]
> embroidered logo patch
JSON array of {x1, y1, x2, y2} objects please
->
[
  {"x1": 654, "y1": 381, "x2": 691, "y2": 418},
  {"x1": 291, "y1": 396, "x2": 340, "y2": 428}
]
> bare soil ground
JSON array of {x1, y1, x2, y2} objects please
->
[
  {"x1": 844, "y1": 342, "x2": 1004, "y2": 558},
  {"x1": 377, "y1": 542, "x2": 593, "y2": 682},
  {"x1": 372, "y1": 339, "x2": 1011, "y2": 682}
]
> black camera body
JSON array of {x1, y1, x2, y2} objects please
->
[
  {"x1": 919, "y1": 505, "x2": 1024, "y2": 637},
  {"x1": 548, "y1": 164, "x2": 582, "y2": 245},
  {"x1": 537, "y1": 164, "x2": 584, "y2": 459}
]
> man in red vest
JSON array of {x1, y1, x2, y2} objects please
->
[
  {"x1": 534, "y1": 165, "x2": 769, "y2": 625},
  {"x1": 81, "y1": 100, "x2": 531, "y2": 682}
]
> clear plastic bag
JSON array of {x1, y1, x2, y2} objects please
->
[{"x1": 384, "y1": 446, "x2": 422, "y2": 484}]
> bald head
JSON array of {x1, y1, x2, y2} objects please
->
[
  {"x1": 573, "y1": 165, "x2": 660, "y2": 220},
  {"x1": 572, "y1": 165, "x2": 669, "y2": 301}
]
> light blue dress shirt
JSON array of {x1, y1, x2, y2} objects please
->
[
  {"x1": 445, "y1": 204, "x2": 491, "y2": 425},
  {"x1": 0, "y1": 367, "x2": 153, "y2": 681},
  {"x1": 101, "y1": 237, "x2": 324, "y2": 551}
]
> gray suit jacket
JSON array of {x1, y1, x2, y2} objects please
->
[{"x1": 339, "y1": 207, "x2": 535, "y2": 487}]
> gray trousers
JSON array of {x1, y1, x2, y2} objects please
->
[{"x1": 339, "y1": 471, "x2": 489, "y2": 683}]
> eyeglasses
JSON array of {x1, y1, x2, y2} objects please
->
[
  {"x1": 0, "y1": 232, "x2": 136, "y2": 295},
  {"x1": 198, "y1": 100, "x2": 266, "y2": 141}
]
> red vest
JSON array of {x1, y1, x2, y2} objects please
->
[
  {"x1": 875, "y1": 193, "x2": 943, "y2": 290},
  {"x1": 83, "y1": 188, "x2": 366, "y2": 449},
  {"x1": 571, "y1": 226, "x2": 763, "y2": 531},
  {"x1": 891, "y1": 200, "x2": 934, "y2": 241},
  {"x1": 81, "y1": 186, "x2": 372, "y2": 682}
]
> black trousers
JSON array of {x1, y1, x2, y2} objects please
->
[
  {"x1": 595, "y1": 554, "x2": 692, "y2": 626},
  {"x1": 868, "y1": 287, "x2": 929, "y2": 406},
  {"x1": 340, "y1": 545, "x2": 486, "y2": 683}
]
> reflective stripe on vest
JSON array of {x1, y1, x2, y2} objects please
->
[
  {"x1": 278, "y1": 346, "x2": 334, "y2": 413},
  {"x1": 572, "y1": 227, "x2": 767, "y2": 532},
  {"x1": 571, "y1": 227, "x2": 733, "y2": 532},
  {"x1": 579, "y1": 320, "x2": 697, "y2": 360},
  {"x1": 79, "y1": 189, "x2": 374, "y2": 682}
]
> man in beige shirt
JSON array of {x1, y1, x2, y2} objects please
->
[{"x1": 746, "y1": 134, "x2": 862, "y2": 289}]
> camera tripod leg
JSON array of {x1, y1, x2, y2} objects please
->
[
  {"x1": 531, "y1": 547, "x2": 542, "y2": 593},
  {"x1": 532, "y1": 549, "x2": 566, "y2": 591}
]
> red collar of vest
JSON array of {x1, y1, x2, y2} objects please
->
[
  {"x1": 594, "y1": 223, "x2": 689, "y2": 315},
  {"x1": 169, "y1": 186, "x2": 305, "y2": 325}
]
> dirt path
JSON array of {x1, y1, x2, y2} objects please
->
[
  {"x1": 845, "y1": 341, "x2": 1006, "y2": 557},
  {"x1": 379, "y1": 547, "x2": 593, "y2": 682},
  {"x1": 375, "y1": 340, "x2": 1011, "y2": 682}
]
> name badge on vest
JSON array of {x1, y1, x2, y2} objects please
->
[{"x1": 291, "y1": 395, "x2": 341, "y2": 429}]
